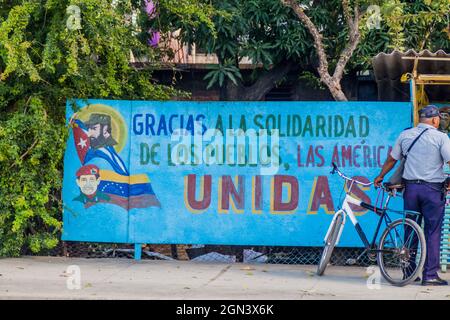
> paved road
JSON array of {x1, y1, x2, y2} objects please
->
[{"x1": 0, "y1": 256, "x2": 449, "y2": 299}]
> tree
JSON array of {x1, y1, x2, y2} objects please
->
[
  {"x1": 397, "y1": 0, "x2": 449, "y2": 52},
  {"x1": 159, "y1": 0, "x2": 448, "y2": 101},
  {"x1": 157, "y1": 0, "x2": 317, "y2": 100},
  {"x1": 0, "y1": 0, "x2": 217, "y2": 256},
  {"x1": 281, "y1": 0, "x2": 449, "y2": 101},
  {"x1": 282, "y1": 0, "x2": 363, "y2": 101}
]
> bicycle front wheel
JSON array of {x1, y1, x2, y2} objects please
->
[
  {"x1": 377, "y1": 218, "x2": 426, "y2": 287},
  {"x1": 317, "y1": 212, "x2": 343, "y2": 276}
]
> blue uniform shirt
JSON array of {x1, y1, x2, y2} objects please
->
[{"x1": 391, "y1": 123, "x2": 450, "y2": 183}]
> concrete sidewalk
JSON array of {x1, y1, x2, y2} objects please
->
[{"x1": 0, "y1": 256, "x2": 449, "y2": 300}]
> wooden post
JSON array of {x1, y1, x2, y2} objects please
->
[
  {"x1": 412, "y1": 58, "x2": 419, "y2": 126},
  {"x1": 410, "y1": 78, "x2": 418, "y2": 126},
  {"x1": 134, "y1": 243, "x2": 142, "y2": 260}
]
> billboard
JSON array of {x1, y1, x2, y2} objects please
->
[{"x1": 62, "y1": 99, "x2": 411, "y2": 247}]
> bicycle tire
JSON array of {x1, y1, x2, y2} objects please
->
[
  {"x1": 317, "y1": 213, "x2": 343, "y2": 276},
  {"x1": 377, "y1": 218, "x2": 426, "y2": 287}
]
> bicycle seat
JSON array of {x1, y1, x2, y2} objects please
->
[{"x1": 383, "y1": 182, "x2": 404, "y2": 190}]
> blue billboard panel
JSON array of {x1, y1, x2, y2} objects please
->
[{"x1": 62, "y1": 100, "x2": 411, "y2": 247}]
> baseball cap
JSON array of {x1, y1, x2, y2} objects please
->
[{"x1": 418, "y1": 105, "x2": 441, "y2": 118}]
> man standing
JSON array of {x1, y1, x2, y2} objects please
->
[{"x1": 374, "y1": 105, "x2": 450, "y2": 286}]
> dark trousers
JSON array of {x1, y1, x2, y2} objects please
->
[{"x1": 403, "y1": 183, "x2": 444, "y2": 280}]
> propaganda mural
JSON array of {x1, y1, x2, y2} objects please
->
[{"x1": 62, "y1": 100, "x2": 412, "y2": 247}]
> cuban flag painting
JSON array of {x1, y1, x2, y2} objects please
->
[
  {"x1": 72, "y1": 119, "x2": 129, "y2": 175},
  {"x1": 71, "y1": 118, "x2": 161, "y2": 210}
]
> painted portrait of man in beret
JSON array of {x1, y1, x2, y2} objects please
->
[{"x1": 73, "y1": 164, "x2": 110, "y2": 207}]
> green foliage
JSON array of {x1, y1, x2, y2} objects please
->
[
  {"x1": 401, "y1": 0, "x2": 449, "y2": 52},
  {"x1": 0, "y1": 0, "x2": 215, "y2": 256},
  {"x1": 165, "y1": 0, "x2": 449, "y2": 89},
  {"x1": 166, "y1": 0, "x2": 316, "y2": 88},
  {"x1": 353, "y1": 0, "x2": 449, "y2": 70},
  {"x1": 203, "y1": 60, "x2": 242, "y2": 89},
  {"x1": 298, "y1": 71, "x2": 325, "y2": 90}
]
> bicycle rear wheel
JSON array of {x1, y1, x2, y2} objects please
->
[
  {"x1": 317, "y1": 212, "x2": 343, "y2": 276},
  {"x1": 377, "y1": 218, "x2": 426, "y2": 287}
]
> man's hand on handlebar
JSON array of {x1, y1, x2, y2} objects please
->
[{"x1": 374, "y1": 175, "x2": 384, "y2": 188}]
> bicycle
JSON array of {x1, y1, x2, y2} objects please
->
[{"x1": 317, "y1": 163, "x2": 426, "y2": 287}]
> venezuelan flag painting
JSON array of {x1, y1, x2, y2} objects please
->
[{"x1": 98, "y1": 170, "x2": 160, "y2": 210}]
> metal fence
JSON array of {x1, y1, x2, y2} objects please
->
[
  {"x1": 440, "y1": 167, "x2": 450, "y2": 272},
  {"x1": 442, "y1": 193, "x2": 450, "y2": 272},
  {"x1": 33, "y1": 241, "x2": 374, "y2": 267}
]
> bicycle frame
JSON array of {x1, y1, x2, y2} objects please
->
[
  {"x1": 324, "y1": 165, "x2": 410, "y2": 253},
  {"x1": 319, "y1": 164, "x2": 427, "y2": 285},
  {"x1": 325, "y1": 191, "x2": 392, "y2": 250}
]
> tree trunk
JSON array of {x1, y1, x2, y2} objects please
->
[
  {"x1": 224, "y1": 61, "x2": 294, "y2": 101},
  {"x1": 323, "y1": 80, "x2": 348, "y2": 101},
  {"x1": 282, "y1": 0, "x2": 361, "y2": 102}
]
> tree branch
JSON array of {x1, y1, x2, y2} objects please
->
[
  {"x1": 281, "y1": 0, "x2": 332, "y2": 85},
  {"x1": 332, "y1": 2, "x2": 361, "y2": 81},
  {"x1": 342, "y1": 0, "x2": 352, "y2": 28},
  {"x1": 354, "y1": 0, "x2": 359, "y2": 22},
  {"x1": 9, "y1": 138, "x2": 39, "y2": 169},
  {"x1": 282, "y1": 0, "x2": 364, "y2": 101}
]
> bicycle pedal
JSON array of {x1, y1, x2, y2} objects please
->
[{"x1": 345, "y1": 258, "x2": 357, "y2": 265}]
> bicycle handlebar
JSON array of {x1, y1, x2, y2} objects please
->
[{"x1": 330, "y1": 162, "x2": 373, "y2": 187}]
